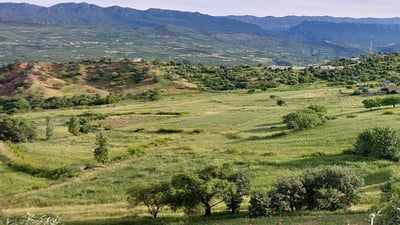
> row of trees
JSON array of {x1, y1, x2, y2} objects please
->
[
  {"x1": 127, "y1": 165, "x2": 364, "y2": 219},
  {"x1": 362, "y1": 96, "x2": 400, "y2": 109},
  {"x1": 0, "y1": 93, "x2": 121, "y2": 114}
]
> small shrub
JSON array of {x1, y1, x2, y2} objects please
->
[
  {"x1": 134, "y1": 128, "x2": 146, "y2": 132},
  {"x1": 346, "y1": 114, "x2": 357, "y2": 118},
  {"x1": 191, "y1": 128, "x2": 205, "y2": 134},
  {"x1": 7, "y1": 212, "x2": 61, "y2": 225},
  {"x1": 157, "y1": 128, "x2": 184, "y2": 133},
  {"x1": 383, "y1": 111, "x2": 395, "y2": 115},
  {"x1": 226, "y1": 132, "x2": 243, "y2": 139}
]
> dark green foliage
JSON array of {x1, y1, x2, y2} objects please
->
[
  {"x1": 68, "y1": 117, "x2": 80, "y2": 136},
  {"x1": 253, "y1": 166, "x2": 363, "y2": 216},
  {"x1": 167, "y1": 164, "x2": 249, "y2": 217},
  {"x1": 94, "y1": 132, "x2": 110, "y2": 164},
  {"x1": 354, "y1": 127, "x2": 400, "y2": 161},
  {"x1": 282, "y1": 106, "x2": 327, "y2": 130},
  {"x1": 0, "y1": 117, "x2": 36, "y2": 142},
  {"x1": 127, "y1": 182, "x2": 170, "y2": 218},
  {"x1": 45, "y1": 117, "x2": 54, "y2": 140},
  {"x1": 269, "y1": 176, "x2": 306, "y2": 212},
  {"x1": 302, "y1": 166, "x2": 363, "y2": 211},
  {"x1": 276, "y1": 99, "x2": 286, "y2": 106},
  {"x1": 142, "y1": 89, "x2": 161, "y2": 101},
  {"x1": 223, "y1": 171, "x2": 251, "y2": 214},
  {"x1": 157, "y1": 128, "x2": 184, "y2": 133},
  {"x1": 362, "y1": 98, "x2": 382, "y2": 109},
  {"x1": 371, "y1": 174, "x2": 400, "y2": 225},
  {"x1": 382, "y1": 96, "x2": 400, "y2": 108},
  {"x1": 249, "y1": 192, "x2": 272, "y2": 217}
]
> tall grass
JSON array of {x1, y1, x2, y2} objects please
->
[{"x1": 1, "y1": 86, "x2": 399, "y2": 222}]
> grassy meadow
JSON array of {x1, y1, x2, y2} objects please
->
[{"x1": 1, "y1": 84, "x2": 399, "y2": 224}]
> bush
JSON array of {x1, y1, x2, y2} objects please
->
[
  {"x1": 283, "y1": 108, "x2": 326, "y2": 130},
  {"x1": 354, "y1": 127, "x2": 400, "y2": 161},
  {"x1": 263, "y1": 166, "x2": 363, "y2": 213},
  {"x1": 7, "y1": 212, "x2": 61, "y2": 225},
  {"x1": 249, "y1": 192, "x2": 272, "y2": 217},
  {"x1": 0, "y1": 117, "x2": 37, "y2": 142}
]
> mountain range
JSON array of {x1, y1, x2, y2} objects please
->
[{"x1": 0, "y1": 2, "x2": 400, "y2": 65}]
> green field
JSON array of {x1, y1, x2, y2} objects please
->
[{"x1": 0, "y1": 82, "x2": 398, "y2": 224}]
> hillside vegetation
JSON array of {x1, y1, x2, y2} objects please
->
[{"x1": 0, "y1": 53, "x2": 400, "y2": 224}]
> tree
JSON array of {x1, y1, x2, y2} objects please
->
[
  {"x1": 68, "y1": 117, "x2": 80, "y2": 135},
  {"x1": 94, "y1": 132, "x2": 109, "y2": 164},
  {"x1": 223, "y1": 171, "x2": 251, "y2": 214},
  {"x1": 269, "y1": 176, "x2": 306, "y2": 212},
  {"x1": 248, "y1": 192, "x2": 272, "y2": 218},
  {"x1": 167, "y1": 165, "x2": 240, "y2": 216},
  {"x1": 0, "y1": 117, "x2": 37, "y2": 143},
  {"x1": 382, "y1": 96, "x2": 400, "y2": 108},
  {"x1": 371, "y1": 175, "x2": 400, "y2": 225},
  {"x1": 265, "y1": 166, "x2": 363, "y2": 213},
  {"x1": 45, "y1": 117, "x2": 54, "y2": 140},
  {"x1": 282, "y1": 109, "x2": 325, "y2": 130},
  {"x1": 362, "y1": 98, "x2": 382, "y2": 109},
  {"x1": 127, "y1": 182, "x2": 170, "y2": 218},
  {"x1": 354, "y1": 127, "x2": 400, "y2": 161},
  {"x1": 303, "y1": 166, "x2": 363, "y2": 211}
]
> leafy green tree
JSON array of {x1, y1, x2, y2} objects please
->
[
  {"x1": 382, "y1": 96, "x2": 400, "y2": 108},
  {"x1": 303, "y1": 166, "x2": 363, "y2": 211},
  {"x1": 45, "y1": 117, "x2": 54, "y2": 140},
  {"x1": 248, "y1": 192, "x2": 272, "y2": 217},
  {"x1": 362, "y1": 98, "x2": 382, "y2": 109},
  {"x1": 68, "y1": 117, "x2": 80, "y2": 135},
  {"x1": 283, "y1": 109, "x2": 325, "y2": 130},
  {"x1": 167, "y1": 165, "x2": 236, "y2": 216},
  {"x1": 127, "y1": 182, "x2": 170, "y2": 218},
  {"x1": 0, "y1": 117, "x2": 37, "y2": 142},
  {"x1": 371, "y1": 175, "x2": 400, "y2": 224},
  {"x1": 264, "y1": 166, "x2": 363, "y2": 213},
  {"x1": 94, "y1": 132, "x2": 109, "y2": 164},
  {"x1": 269, "y1": 176, "x2": 306, "y2": 212},
  {"x1": 354, "y1": 127, "x2": 400, "y2": 161},
  {"x1": 223, "y1": 171, "x2": 251, "y2": 214}
]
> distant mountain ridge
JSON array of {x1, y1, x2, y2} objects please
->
[
  {"x1": 0, "y1": 3, "x2": 267, "y2": 35},
  {"x1": 227, "y1": 15, "x2": 400, "y2": 31},
  {"x1": 1, "y1": 2, "x2": 400, "y2": 65}
]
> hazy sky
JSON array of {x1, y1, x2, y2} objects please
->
[{"x1": 0, "y1": 0, "x2": 399, "y2": 18}]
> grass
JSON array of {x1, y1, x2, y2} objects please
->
[{"x1": 1, "y1": 85, "x2": 399, "y2": 224}]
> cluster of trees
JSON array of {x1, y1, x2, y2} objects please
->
[
  {"x1": 249, "y1": 166, "x2": 363, "y2": 217},
  {"x1": 0, "y1": 117, "x2": 36, "y2": 143},
  {"x1": 282, "y1": 104, "x2": 328, "y2": 130},
  {"x1": 0, "y1": 93, "x2": 121, "y2": 114},
  {"x1": 127, "y1": 164, "x2": 250, "y2": 218},
  {"x1": 86, "y1": 59, "x2": 149, "y2": 85},
  {"x1": 362, "y1": 96, "x2": 400, "y2": 109}
]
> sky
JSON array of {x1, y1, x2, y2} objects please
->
[{"x1": 0, "y1": 0, "x2": 399, "y2": 18}]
